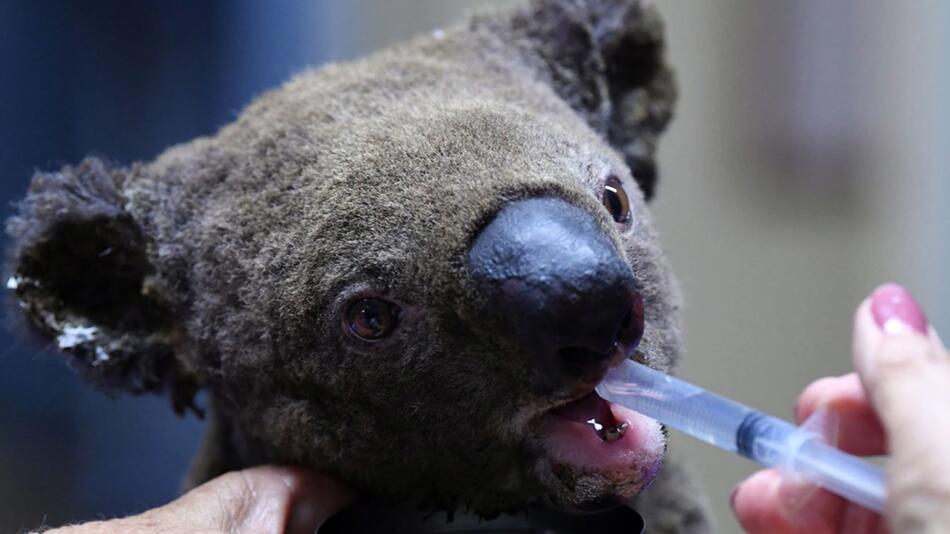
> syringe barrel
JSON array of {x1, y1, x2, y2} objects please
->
[
  {"x1": 595, "y1": 359, "x2": 756, "y2": 452},
  {"x1": 597, "y1": 360, "x2": 886, "y2": 513},
  {"x1": 796, "y1": 439, "x2": 886, "y2": 512},
  {"x1": 739, "y1": 413, "x2": 886, "y2": 513}
]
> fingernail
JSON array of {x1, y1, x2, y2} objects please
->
[
  {"x1": 286, "y1": 501, "x2": 321, "y2": 534},
  {"x1": 870, "y1": 283, "x2": 927, "y2": 335},
  {"x1": 729, "y1": 484, "x2": 739, "y2": 511}
]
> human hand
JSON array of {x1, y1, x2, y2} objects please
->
[
  {"x1": 47, "y1": 465, "x2": 354, "y2": 534},
  {"x1": 731, "y1": 283, "x2": 950, "y2": 533}
]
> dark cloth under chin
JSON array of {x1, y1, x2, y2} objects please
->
[{"x1": 320, "y1": 500, "x2": 646, "y2": 533}]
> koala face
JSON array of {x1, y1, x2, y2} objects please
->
[{"x1": 7, "y1": 0, "x2": 679, "y2": 517}]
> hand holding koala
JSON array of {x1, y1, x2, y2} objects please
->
[{"x1": 45, "y1": 466, "x2": 353, "y2": 534}]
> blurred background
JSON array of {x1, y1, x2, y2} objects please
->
[{"x1": 0, "y1": 1, "x2": 946, "y2": 532}]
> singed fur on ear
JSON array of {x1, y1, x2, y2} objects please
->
[{"x1": 6, "y1": 157, "x2": 198, "y2": 413}]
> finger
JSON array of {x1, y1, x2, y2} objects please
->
[
  {"x1": 47, "y1": 466, "x2": 355, "y2": 534},
  {"x1": 853, "y1": 284, "x2": 950, "y2": 530},
  {"x1": 732, "y1": 469, "x2": 888, "y2": 534},
  {"x1": 793, "y1": 373, "x2": 886, "y2": 456},
  {"x1": 157, "y1": 465, "x2": 354, "y2": 533},
  {"x1": 732, "y1": 469, "x2": 839, "y2": 534},
  {"x1": 281, "y1": 467, "x2": 356, "y2": 534},
  {"x1": 732, "y1": 469, "x2": 802, "y2": 534},
  {"x1": 229, "y1": 465, "x2": 355, "y2": 534},
  {"x1": 852, "y1": 286, "x2": 950, "y2": 453}
]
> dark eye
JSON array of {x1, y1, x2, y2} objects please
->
[
  {"x1": 602, "y1": 175, "x2": 630, "y2": 223},
  {"x1": 346, "y1": 297, "x2": 401, "y2": 341}
]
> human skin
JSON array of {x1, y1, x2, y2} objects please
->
[
  {"x1": 45, "y1": 466, "x2": 353, "y2": 534},
  {"x1": 732, "y1": 284, "x2": 950, "y2": 533}
]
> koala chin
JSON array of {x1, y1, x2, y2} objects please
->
[{"x1": 7, "y1": 0, "x2": 711, "y2": 532}]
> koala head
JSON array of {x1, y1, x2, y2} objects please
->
[{"x1": 7, "y1": 0, "x2": 679, "y2": 517}]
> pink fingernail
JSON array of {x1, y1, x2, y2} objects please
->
[{"x1": 870, "y1": 283, "x2": 928, "y2": 335}]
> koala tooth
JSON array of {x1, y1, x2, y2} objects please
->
[{"x1": 604, "y1": 422, "x2": 630, "y2": 442}]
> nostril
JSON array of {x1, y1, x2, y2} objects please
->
[
  {"x1": 557, "y1": 346, "x2": 605, "y2": 365},
  {"x1": 556, "y1": 346, "x2": 610, "y2": 376},
  {"x1": 548, "y1": 292, "x2": 646, "y2": 379},
  {"x1": 614, "y1": 292, "x2": 645, "y2": 356}
]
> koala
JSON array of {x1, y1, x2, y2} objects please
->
[{"x1": 7, "y1": 0, "x2": 711, "y2": 532}]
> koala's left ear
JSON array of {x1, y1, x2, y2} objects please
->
[
  {"x1": 497, "y1": 0, "x2": 676, "y2": 200},
  {"x1": 6, "y1": 157, "x2": 199, "y2": 414}
]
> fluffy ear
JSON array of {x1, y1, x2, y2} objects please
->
[
  {"x1": 497, "y1": 0, "x2": 675, "y2": 200},
  {"x1": 6, "y1": 157, "x2": 198, "y2": 414}
]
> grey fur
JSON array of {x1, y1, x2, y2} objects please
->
[{"x1": 6, "y1": 0, "x2": 708, "y2": 531}]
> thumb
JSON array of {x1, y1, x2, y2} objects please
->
[
  {"x1": 853, "y1": 284, "x2": 950, "y2": 441},
  {"x1": 278, "y1": 467, "x2": 356, "y2": 534},
  {"x1": 155, "y1": 465, "x2": 355, "y2": 534},
  {"x1": 852, "y1": 283, "x2": 950, "y2": 529}
]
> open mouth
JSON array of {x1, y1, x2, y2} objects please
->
[
  {"x1": 551, "y1": 391, "x2": 629, "y2": 442},
  {"x1": 536, "y1": 385, "x2": 665, "y2": 487}
]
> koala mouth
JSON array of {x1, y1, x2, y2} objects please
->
[
  {"x1": 536, "y1": 389, "x2": 665, "y2": 489},
  {"x1": 550, "y1": 391, "x2": 628, "y2": 442}
]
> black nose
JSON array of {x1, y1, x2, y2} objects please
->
[{"x1": 467, "y1": 198, "x2": 644, "y2": 387}]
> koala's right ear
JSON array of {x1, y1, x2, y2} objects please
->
[
  {"x1": 6, "y1": 157, "x2": 198, "y2": 414},
  {"x1": 489, "y1": 0, "x2": 676, "y2": 200}
]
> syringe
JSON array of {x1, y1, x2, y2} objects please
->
[{"x1": 595, "y1": 359, "x2": 886, "y2": 513}]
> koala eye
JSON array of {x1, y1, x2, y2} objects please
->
[
  {"x1": 602, "y1": 175, "x2": 630, "y2": 223},
  {"x1": 345, "y1": 297, "x2": 401, "y2": 341}
]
